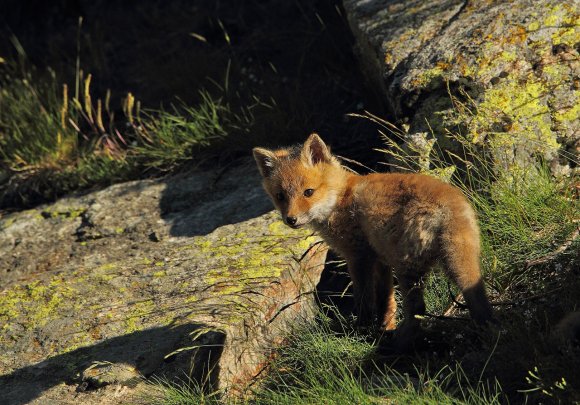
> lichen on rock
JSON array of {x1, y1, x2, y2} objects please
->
[
  {"x1": 0, "y1": 162, "x2": 328, "y2": 404},
  {"x1": 344, "y1": 0, "x2": 579, "y2": 174}
]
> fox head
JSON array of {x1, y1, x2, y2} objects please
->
[{"x1": 253, "y1": 134, "x2": 345, "y2": 228}]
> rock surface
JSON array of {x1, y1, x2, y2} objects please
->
[
  {"x1": 0, "y1": 160, "x2": 327, "y2": 404},
  {"x1": 344, "y1": 0, "x2": 579, "y2": 174}
]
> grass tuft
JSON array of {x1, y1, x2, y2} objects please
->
[
  {"x1": 0, "y1": 64, "x2": 80, "y2": 171},
  {"x1": 0, "y1": 56, "x2": 237, "y2": 208},
  {"x1": 255, "y1": 313, "x2": 503, "y2": 405},
  {"x1": 144, "y1": 375, "x2": 220, "y2": 405},
  {"x1": 472, "y1": 165, "x2": 577, "y2": 292},
  {"x1": 256, "y1": 313, "x2": 376, "y2": 404},
  {"x1": 130, "y1": 92, "x2": 231, "y2": 170}
]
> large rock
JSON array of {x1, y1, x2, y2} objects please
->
[
  {"x1": 344, "y1": 0, "x2": 579, "y2": 174},
  {"x1": 0, "y1": 160, "x2": 327, "y2": 404}
]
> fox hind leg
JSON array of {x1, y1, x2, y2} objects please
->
[
  {"x1": 372, "y1": 261, "x2": 397, "y2": 330},
  {"x1": 389, "y1": 270, "x2": 427, "y2": 351},
  {"x1": 443, "y1": 232, "x2": 494, "y2": 325},
  {"x1": 398, "y1": 271, "x2": 427, "y2": 327}
]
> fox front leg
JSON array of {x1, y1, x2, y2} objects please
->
[{"x1": 345, "y1": 254, "x2": 379, "y2": 327}]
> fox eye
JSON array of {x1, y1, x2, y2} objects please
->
[
  {"x1": 303, "y1": 188, "x2": 314, "y2": 197},
  {"x1": 275, "y1": 192, "x2": 285, "y2": 201}
]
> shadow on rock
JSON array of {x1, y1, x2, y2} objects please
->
[
  {"x1": 315, "y1": 251, "x2": 354, "y2": 320},
  {"x1": 159, "y1": 159, "x2": 273, "y2": 237},
  {"x1": 0, "y1": 323, "x2": 224, "y2": 405}
]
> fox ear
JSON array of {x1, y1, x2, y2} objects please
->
[
  {"x1": 302, "y1": 133, "x2": 332, "y2": 166},
  {"x1": 253, "y1": 147, "x2": 279, "y2": 178}
]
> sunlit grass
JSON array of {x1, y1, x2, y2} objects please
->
[
  {"x1": 143, "y1": 312, "x2": 504, "y2": 404},
  {"x1": 0, "y1": 56, "x2": 236, "y2": 207},
  {"x1": 144, "y1": 376, "x2": 221, "y2": 405},
  {"x1": 130, "y1": 92, "x2": 231, "y2": 170}
]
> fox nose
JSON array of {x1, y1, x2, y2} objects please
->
[{"x1": 286, "y1": 216, "x2": 297, "y2": 226}]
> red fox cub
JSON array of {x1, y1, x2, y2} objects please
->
[{"x1": 253, "y1": 134, "x2": 494, "y2": 341}]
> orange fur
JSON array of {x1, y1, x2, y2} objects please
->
[{"x1": 253, "y1": 134, "x2": 494, "y2": 342}]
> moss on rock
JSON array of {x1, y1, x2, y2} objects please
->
[{"x1": 344, "y1": 0, "x2": 579, "y2": 173}]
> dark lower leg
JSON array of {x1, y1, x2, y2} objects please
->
[
  {"x1": 392, "y1": 273, "x2": 426, "y2": 349},
  {"x1": 462, "y1": 280, "x2": 494, "y2": 325},
  {"x1": 373, "y1": 263, "x2": 396, "y2": 330},
  {"x1": 399, "y1": 275, "x2": 426, "y2": 326},
  {"x1": 347, "y1": 257, "x2": 374, "y2": 326},
  {"x1": 445, "y1": 255, "x2": 494, "y2": 325}
]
